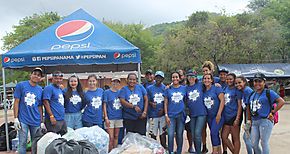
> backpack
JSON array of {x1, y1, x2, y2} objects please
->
[{"x1": 248, "y1": 89, "x2": 279, "y2": 125}]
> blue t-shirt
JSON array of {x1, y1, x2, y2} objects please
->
[
  {"x1": 203, "y1": 85, "x2": 223, "y2": 118},
  {"x1": 14, "y1": 81, "x2": 43, "y2": 126},
  {"x1": 63, "y1": 89, "x2": 84, "y2": 113},
  {"x1": 219, "y1": 81, "x2": 227, "y2": 89},
  {"x1": 43, "y1": 84, "x2": 65, "y2": 121},
  {"x1": 143, "y1": 80, "x2": 156, "y2": 89},
  {"x1": 147, "y1": 83, "x2": 166, "y2": 118},
  {"x1": 165, "y1": 85, "x2": 186, "y2": 118},
  {"x1": 103, "y1": 89, "x2": 122, "y2": 120},
  {"x1": 249, "y1": 89, "x2": 279, "y2": 120},
  {"x1": 242, "y1": 86, "x2": 254, "y2": 110},
  {"x1": 186, "y1": 83, "x2": 207, "y2": 117},
  {"x1": 223, "y1": 86, "x2": 242, "y2": 121},
  {"x1": 119, "y1": 84, "x2": 147, "y2": 120},
  {"x1": 82, "y1": 88, "x2": 104, "y2": 124}
]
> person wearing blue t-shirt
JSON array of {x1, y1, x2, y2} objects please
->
[
  {"x1": 43, "y1": 71, "x2": 67, "y2": 135},
  {"x1": 221, "y1": 73, "x2": 242, "y2": 154},
  {"x1": 235, "y1": 76, "x2": 254, "y2": 154},
  {"x1": 203, "y1": 73, "x2": 225, "y2": 154},
  {"x1": 248, "y1": 73, "x2": 285, "y2": 154},
  {"x1": 63, "y1": 75, "x2": 85, "y2": 129},
  {"x1": 147, "y1": 71, "x2": 166, "y2": 148},
  {"x1": 82, "y1": 74, "x2": 104, "y2": 128},
  {"x1": 218, "y1": 68, "x2": 229, "y2": 89},
  {"x1": 186, "y1": 69, "x2": 207, "y2": 154},
  {"x1": 164, "y1": 72, "x2": 187, "y2": 154},
  {"x1": 103, "y1": 77, "x2": 122, "y2": 152},
  {"x1": 13, "y1": 68, "x2": 44, "y2": 154},
  {"x1": 143, "y1": 69, "x2": 155, "y2": 89},
  {"x1": 119, "y1": 73, "x2": 148, "y2": 135}
]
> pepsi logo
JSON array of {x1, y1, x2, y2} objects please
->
[
  {"x1": 3, "y1": 57, "x2": 10, "y2": 63},
  {"x1": 55, "y1": 20, "x2": 94, "y2": 42},
  {"x1": 114, "y1": 52, "x2": 121, "y2": 59}
]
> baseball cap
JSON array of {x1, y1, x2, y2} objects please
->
[
  {"x1": 32, "y1": 67, "x2": 43, "y2": 77},
  {"x1": 219, "y1": 68, "x2": 229, "y2": 74},
  {"x1": 145, "y1": 69, "x2": 153, "y2": 75},
  {"x1": 111, "y1": 77, "x2": 121, "y2": 82},
  {"x1": 186, "y1": 69, "x2": 197, "y2": 77},
  {"x1": 253, "y1": 73, "x2": 266, "y2": 81},
  {"x1": 155, "y1": 71, "x2": 165, "y2": 78}
]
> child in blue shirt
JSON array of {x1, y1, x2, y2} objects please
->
[
  {"x1": 63, "y1": 75, "x2": 84, "y2": 129},
  {"x1": 82, "y1": 74, "x2": 104, "y2": 128}
]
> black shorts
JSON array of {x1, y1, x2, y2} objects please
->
[{"x1": 224, "y1": 114, "x2": 243, "y2": 126}]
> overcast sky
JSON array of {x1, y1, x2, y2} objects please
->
[{"x1": 0, "y1": 0, "x2": 250, "y2": 54}]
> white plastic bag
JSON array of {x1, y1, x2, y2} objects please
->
[
  {"x1": 62, "y1": 127, "x2": 85, "y2": 141},
  {"x1": 37, "y1": 132, "x2": 61, "y2": 154}
]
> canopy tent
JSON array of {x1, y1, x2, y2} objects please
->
[
  {"x1": 218, "y1": 63, "x2": 290, "y2": 78},
  {"x1": 1, "y1": 9, "x2": 142, "y2": 150}
]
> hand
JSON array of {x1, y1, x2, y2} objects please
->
[
  {"x1": 151, "y1": 102, "x2": 157, "y2": 109},
  {"x1": 105, "y1": 119, "x2": 110, "y2": 128},
  {"x1": 134, "y1": 106, "x2": 141, "y2": 113},
  {"x1": 165, "y1": 116, "x2": 170, "y2": 126},
  {"x1": 40, "y1": 123, "x2": 46, "y2": 129},
  {"x1": 233, "y1": 119, "x2": 239, "y2": 126},
  {"x1": 214, "y1": 83, "x2": 221, "y2": 88},
  {"x1": 216, "y1": 114, "x2": 221, "y2": 124},
  {"x1": 140, "y1": 112, "x2": 147, "y2": 119},
  {"x1": 14, "y1": 118, "x2": 21, "y2": 130},
  {"x1": 50, "y1": 116, "x2": 57, "y2": 125},
  {"x1": 267, "y1": 113, "x2": 274, "y2": 122},
  {"x1": 158, "y1": 109, "x2": 164, "y2": 116}
]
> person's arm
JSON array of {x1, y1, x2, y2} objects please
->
[
  {"x1": 13, "y1": 98, "x2": 20, "y2": 118},
  {"x1": 43, "y1": 99, "x2": 56, "y2": 125},
  {"x1": 272, "y1": 97, "x2": 285, "y2": 114},
  {"x1": 141, "y1": 95, "x2": 148, "y2": 118},
  {"x1": 38, "y1": 105, "x2": 43, "y2": 122},
  {"x1": 234, "y1": 99, "x2": 242, "y2": 126},
  {"x1": 164, "y1": 97, "x2": 170, "y2": 126},
  {"x1": 216, "y1": 93, "x2": 225, "y2": 124},
  {"x1": 120, "y1": 98, "x2": 134, "y2": 108},
  {"x1": 103, "y1": 102, "x2": 110, "y2": 128}
]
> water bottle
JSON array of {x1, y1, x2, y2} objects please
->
[{"x1": 12, "y1": 132, "x2": 19, "y2": 151}]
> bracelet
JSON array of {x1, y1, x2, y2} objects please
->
[
  {"x1": 105, "y1": 117, "x2": 108, "y2": 120},
  {"x1": 165, "y1": 114, "x2": 168, "y2": 117},
  {"x1": 143, "y1": 112, "x2": 147, "y2": 115},
  {"x1": 49, "y1": 115, "x2": 54, "y2": 118}
]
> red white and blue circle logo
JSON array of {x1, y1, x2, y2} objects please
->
[
  {"x1": 55, "y1": 20, "x2": 94, "y2": 42},
  {"x1": 3, "y1": 57, "x2": 10, "y2": 63}
]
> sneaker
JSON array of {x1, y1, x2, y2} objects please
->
[{"x1": 188, "y1": 147, "x2": 196, "y2": 153}]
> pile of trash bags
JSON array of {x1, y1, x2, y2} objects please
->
[
  {"x1": 110, "y1": 133, "x2": 166, "y2": 154},
  {"x1": 32, "y1": 126, "x2": 109, "y2": 154}
]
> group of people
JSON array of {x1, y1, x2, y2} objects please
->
[{"x1": 13, "y1": 60, "x2": 285, "y2": 154}]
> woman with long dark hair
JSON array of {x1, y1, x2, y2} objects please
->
[
  {"x1": 164, "y1": 71, "x2": 187, "y2": 154},
  {"x1": 63, "y1": 75, "x2": 85, "y2": 129}
]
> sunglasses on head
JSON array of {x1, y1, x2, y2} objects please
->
[{"x1": 52, "y1": 73, "x2": 63, "y2": 77}]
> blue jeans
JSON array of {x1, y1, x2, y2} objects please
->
[
  {"x1": 251, "y1": 118, "x2": 273, "y2": 154},
  {"x1": 207, "y1": 115, "x2": 224, "y2": 146},
  {"x1": 18, "y1": 122, "x2": 39, "y2": 154},
  {"x1": 243, "y1": 131, "x2": 253, "y2": 154},
  {"x1": 65, "y1": 112, "x2": 83, "y2": 129},
  {"x1": 167, "y1": 113, "x2": 185, "y2": 154},
  {"x1": 190, "y1": 115, "x2": 207, "y2": 154}
]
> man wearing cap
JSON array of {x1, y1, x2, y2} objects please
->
[
  {"x1": 143, "y1": 69, "x2": 155, "y2": 89},
  {"x1": 43, "y1": 70, "x2": 67, "y2": 135},
  {"x1": 13, "y1": 67, "x2": 44, "y2": 154},
  {"x1": 219, "y1": 68, "x2": 229, "y2": 89},
  {"x1": 146, "y1": 71, "x2": 167, "y2": 148}
]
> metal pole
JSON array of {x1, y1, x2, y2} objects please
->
[
  {"x1": 138, "y1": 63, "x2": 141, "y2": 84},
  {"x1": 2, "y1": 68, "x2": 10, "y2": 151}
]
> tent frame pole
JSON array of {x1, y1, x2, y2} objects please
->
[
  {"x1": 138, "y1": 63, "x2": 141, "y2": 83},
  {"x1": 2, "y1": 68, "x2": 10, "y2": 151}
]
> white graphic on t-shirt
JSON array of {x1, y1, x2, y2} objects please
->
[
  {"x1": 58, "y1": 94, "x2": 64, "y2": 106},
  {"x1": 113, "y1": 99, "x2": 122, "y2": 110},
  {"x1": 154, "y1": 93, "x2": 164, "y2": 104},
  {"x1": 91, "y1": 97, "x2": 102, "y2": 109},
  {"x1": 129, "y1": 94, "x2": 140, "y2": 105},
  {"x1": 224, "y1": 93, "x2": 230, "y2": 105},
  {"x1": 251, "y1": 100, "x2": 261, "y2": 112},
  {"x1": 171, "y1": 92, "x2": 183, "y2": 103},
  {"x1": 70, "y1": 95, "x2": 81, "y2": 105},
  {"x1": 25, "y1": 92, "x2": 36, "y2": 106},
  {"x1": 242, "y1": 99, "x2": 246, "y2": 109},
  {"x1": 188, "y1": 90, "x2": 200, "y2": 102},
  {"x1": 204, "y1": 97, "x2": 214, "y2": 109}
]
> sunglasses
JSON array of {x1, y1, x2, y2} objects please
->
[{"x1": 52, "y1": 73, "x2": 64, "y2": 77}]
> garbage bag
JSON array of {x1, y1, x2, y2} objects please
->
[
  {"x1": 45, "y1": 138, "x2": 98, "y2": 154},
  {"x1": 0, "y1": 122, "x2": 17, "y2": 151},
  {"x1": 37, "y1": 132, "x2": 61, "y2": 154},
  {"x1": 62, "y1": 127, "x2": 84, "y2": 141},
  {"x1": 75, "y1": 126, "x2": 109, "y2": 154},
  {"x1": 109, "y1": 132, "x2": 166, "y2": 154},
  {"x1": 31, "y1": 128, "x2": 47, "y2": 154}
]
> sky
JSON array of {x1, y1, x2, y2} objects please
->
[{"x1": 0, "y1": 0, "x2": 250, "y2": 54}]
